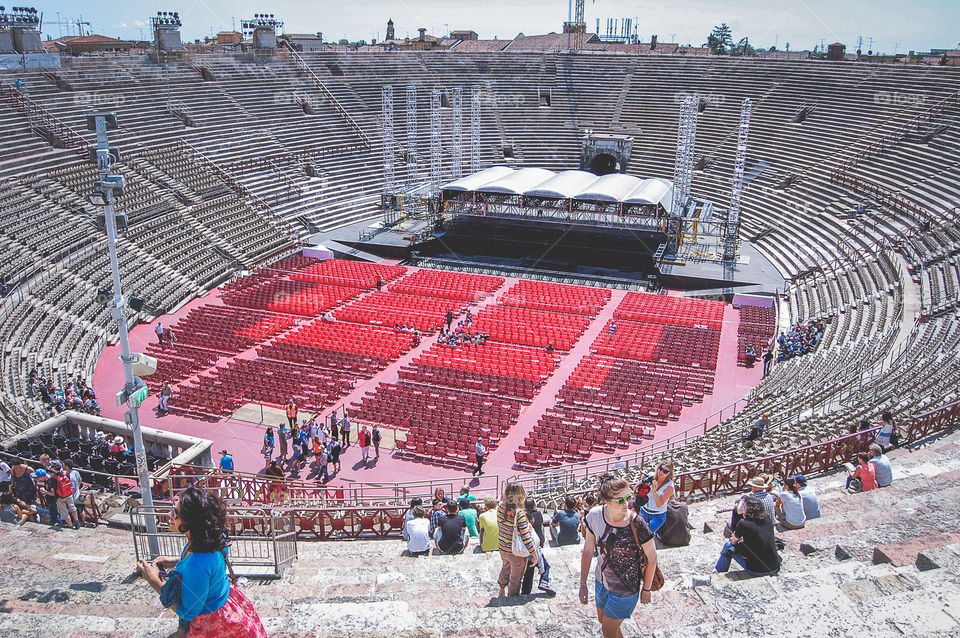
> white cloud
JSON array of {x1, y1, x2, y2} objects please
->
[{"x1": 113, "y1": 23, "x2": 129, "y2": 28}]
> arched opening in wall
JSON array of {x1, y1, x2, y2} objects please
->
[{"x1": 590, "y1": 153, "x2": 619, "y2": 175}]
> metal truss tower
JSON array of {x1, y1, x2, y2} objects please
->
[
  {"x1": 725, "y1": 97, "x2": 753, "y2": 261},
  {"x1": 471, "y1": 84, "x2": 482, "y2": 173},
  {"x1": 405, "y1": 84, "x2": 417, "y2": 181},
  {"x1": 681, "y1": 96, "x2": 699, "y2": 205},
  {"x1": 381, "y1": 85, "x2": 395, "y2": 196},
  {"x1": 671, "y1": 94, "x2": 697, "y2": 217},
  {"x1": 451, "y1": 86, "x2": 463, "y2": 180},
  {"x1": 573, "y1": 0, "x2": 585, "y2": 50},
  {"x1": 430, "y1": 89, "x2": 443, "y2": 196}
]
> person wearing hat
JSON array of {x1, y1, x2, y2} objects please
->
[
  {"x1": 109, "y1": 436, "x2": 127, "y2": 456},
  {"x1": 793, "y1": 475, "x2": 821, "y2": 520},
  {"x1": 730, "y1": 474, "x2": 777, "y2": 534},
  {"x1": 742, "y1": 413, "x2": 770, "y2": 443},
  {"x1": 715, "y1": 495, "x2": 781, "y2": 576},
  {"x1": 218, "y1": 450, "x2": 234, "y2": 472}
]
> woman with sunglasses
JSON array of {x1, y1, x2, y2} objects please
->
[
  {"x1": 137, "y1": 487, "x2": 266, "y2": 637},
  {"x1": 580, "y1": 474, "x2": 658, "y2": 638},
  {"x1": 638, "y1": 463, "x2": 674, "y2": 534}
]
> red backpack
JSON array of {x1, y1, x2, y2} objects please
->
[{"x1": 55, "y1": 472, "x2": 73, "y2": 498}]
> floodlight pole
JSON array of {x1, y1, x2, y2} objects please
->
[{"x1": 90, "y1": 113, "x2": 159, "y2": 554}]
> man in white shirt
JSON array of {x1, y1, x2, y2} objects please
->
[
  {"x1": 868, "y1": 444, "x2": 893, "y2": 487},
  {"x1": 793, "y1": 474, "x2": 821, "y2": 520},
  {"x1": 404, "y1": 505, "x2": 432, "y2": 556},
  {"x1": 473, "y1": 439, "x2": 486, "y2": 476},
  {"x1": 0, "y1": 459, "x2": 11, "y2": 494}
]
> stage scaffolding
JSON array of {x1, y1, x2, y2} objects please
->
[
  {"x1": 442, "y1": 191, "x2": 667, "y2": 234},
  {"x1": 441, "y1": 190, "x2": 735, "y2": 266}
]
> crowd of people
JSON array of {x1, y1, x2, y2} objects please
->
[
  {"x1": 0, "y1": 454, "x2": 91, "y2": 530},
  {"x1": 775, "y1": 320, "x2": 823, "y2": 362},
  {"x1": 241, "y1": 407, "x2": 382, "y2": 487},
  {"x1": 25, "y1": 370, "x2": 100, "y2": 418}
]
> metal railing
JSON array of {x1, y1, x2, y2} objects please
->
[
  {"x1": 165, "y1": 463, "x2": 499, "y2": 508},
  {"x1": 527, "y1": 398, "x2": 960, "y2": 508},
  {"x1": 507, "y1": 395, "x2": 753, "y2": 490},
  {"x1": 130, "y1": 504, "x2": 297, "y2": 578},
  {"x1": 279, "y1": 42, "x2": 372, "y2": 150},
  {"x1": 0, "y1": 79, "x2": 89, "y2": 154}
]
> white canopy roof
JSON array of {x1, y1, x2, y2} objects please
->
[
  {"x1": 475, "y1": 167, "x2": 556, "y2": 195},
  {"x1": 443, "y1": 166, "x2": 515, "y2": 192},
  {"x1": 442, "y1": 166, "x2": 673, "y2": 208},
  {"x1": 624, "y1": 178, "x2": 674, "y2": 210},
  {"x1": 524, "y1": 170, "x2": 601, "y2": 199},
  {"x1": 572, "y1": 173, "x2": 645, "y2": 202}
]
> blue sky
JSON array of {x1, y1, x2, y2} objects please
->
[{"x1": 36, "y1": 0, "x2": 959, "y2": 53}]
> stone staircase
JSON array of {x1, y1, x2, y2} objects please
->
[{"x1": 1, "y1": 429, "x2": 959, "y2": 637}]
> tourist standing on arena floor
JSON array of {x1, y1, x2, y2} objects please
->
[
  {"x1": 372, "y1": 425, "x2": 382, "y2": 459},
  {"x1": 496, "y1": 483, "x2": 538, "y2": 597},
  {"x1": 158, "y1": 382, "x2": 172, "y2": 413},
  {"x1": 261, "y1": 428, "x2": 274, "y2": 469},
  {"x1": 580, "y1": 474, "x2": 658, "y2": 637},
  {"x1": 277, "y1": 424, "x2": 288, "y2": 461},
  {"x1": 218, "y1": 450, "x2": 234, "y2": 472},
  {"x1": 284, "y1": 399, "x2": 298, "y2": 429},
  {"x1": 340, "y1": 414, "x2": 351, "y2": 448},
  {"x1": 638, "y1": 463, "x2": 675, "y2": 534},
  {"x1": 314, "y1": 444, "x2": 330, "y2": 483},
  {"x1": 137, "y1": 487, "x2": 267, "y2": 637},
  {"x1": 328, "y1": 438, "x2": 342, "y2": 474},
  {"x1": 358, "y1": 426, "x2": 372, "y2": 463},
  {"x1": 473, "y1": 439, "x2": 486, "y2": 476}
]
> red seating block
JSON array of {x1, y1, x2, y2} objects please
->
[
  {"x1": 500, "y1": 280, "x2": 611, "y2": 315},
  {"x1": 387, "y1": 268, "x2": 504, "y2": 301},
  {"x1": 291, "y1": 259, "x2": 406, "y2": 289}
]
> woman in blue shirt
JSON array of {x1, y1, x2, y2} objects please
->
[{"x1": 137, "y1": 487, "x2": 265, "y2": 637}]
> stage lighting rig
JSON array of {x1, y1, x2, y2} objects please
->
[
  {"x1": 0, "y1": 6, "x2": 41, "y2": 28},
  {"x1": 150, "y1": 9, "x2": 181, "y2": 29},
  {"x1": 241, "y1": 12, "x2": 283, "y2": 36}
]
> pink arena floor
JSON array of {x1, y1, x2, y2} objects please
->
[{"x1": 93, "y1": 262, "x2": 764, "y2": 487}]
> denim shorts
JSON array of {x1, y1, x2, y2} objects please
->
[{"x1": 595, "y1": 580, "x2": 639, "y2": 620}]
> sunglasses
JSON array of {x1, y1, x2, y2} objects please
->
[{"x1": 609, "y1": 493, "x2": 633, "y2": 505}]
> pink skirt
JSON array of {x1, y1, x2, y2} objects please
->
[{"x1": 187, "y1": 586, "x2": 267, "y2": 638}]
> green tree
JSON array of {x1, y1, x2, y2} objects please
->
[{"x1": 705, "y1": 23, "x2": 733, "y2": 54}]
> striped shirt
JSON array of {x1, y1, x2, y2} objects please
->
[{"x1": 497, "y1": 505, "x2": 537, "y2": 555}]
